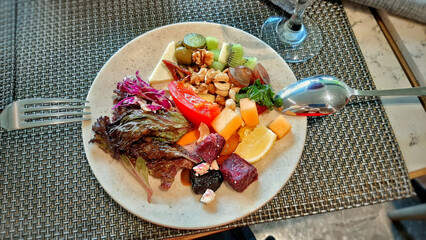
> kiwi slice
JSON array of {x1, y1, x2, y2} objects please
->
[
  {"x1": 211, "y1": 49, "x2": 221, "y2": 61},
  {"x1": 211, "y1": 61, "x2": 226, "y2": 71},
  {"x1": 243, "y1": 57, "x2": 257, "y2": 70},
  {"x1": 218, "y1": 43, "x2": 231, "y2": 64},
  {"x1": 183, "y1": 33, "x2": 206, "y2": 50},
  {"x1": 205, "y1": 36, "x2": 219, "y2": 50},
  {"x1": 227, "y1": 43, "x2": 244, "y2": 68}
]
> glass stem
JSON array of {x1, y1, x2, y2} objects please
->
[{"x1": 287, "y1": 0, "x2": 311, "y2": 31}]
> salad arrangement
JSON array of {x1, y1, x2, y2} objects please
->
[{"x1": 90, "y1": 33, "x2": 293, "y2": 204}]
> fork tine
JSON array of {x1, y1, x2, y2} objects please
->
[
  {"x1": 18, "y1": 98, "x2": 89, "y2": 105},
  {"x1": 21, "y1": 111, "x2": 91, "y2": 120},
  {"x1": 21, "y1": 117, "x2": 91, "y2": 129},
  {"x1": 19, "y1": 105, "x2": 90, "y2": 113}
]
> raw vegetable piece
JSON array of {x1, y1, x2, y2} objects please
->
[
  {"x1": 120, "y1": 155, "x2": 153, "y2": 202},
  {"x1": 211, "y1": 61, "x2": 225, "y2": 71},
  {"x1": 90, "y1": 112, "x2": 195, "y2": 201},
  {"x1": 239, "y1": 98, "x2": 259, "y2": 127},
  {"x1": 211, "y1": 108, "x2": 243, "y2": 141},
  {"x1": 205, "y1": 36, "x2": 219, "y2": 50},
  {"x1": 168, "y1": 81, "x2": 221, "y2": 127},
  {"x1": 236, "y1": 79, "x2": 282, "y2": 110},
  {"x1": 256, "y1": 104, "x2": 269, "y2": 115},
  {"x1": 177, "y1": 129, "x2": 200, "y2": 146},
  {"x1": 183, "y1": 33, "x2": 207, "y2": 50},
  {"x1": 220, "y1": 132, "x2": 240, "y2": 156},
  {"x1": 175, "y1": 46, "x2": 193, "y2": 65},
  {"x1": 194, "y1": 133, "x2": 226, "y2": 164},
  {"x1": 190, "y1": 165, "x2": 224, "y2": 194},
  {"x1": 220, "y1": 153, "x2": 258, "y2": 192},
  {"x1": 147, "y1": 157, "x2": 194, "y2": 190},
  {"x1": 162, "y1": 60, "x2": 191, "y2": 81},
  {"x1": 244, "y1": 57, "x2": 257, "y2": 70},
  {"x1": 268, "y1": 115, "x2": 292, "y2": 139},
  {"x1": 113, "y1": 72, "x2": 175, "y2": 111},
  {"x1": 211, "y1": 49, "x2": 221, "y2": 61}
]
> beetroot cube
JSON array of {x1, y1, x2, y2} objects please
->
[
  {"x1": 220, "y1": 153, "x2": 258, "y2": 192},
  {"x1": 195, "y1": 133, "x2": 226, "y2": 164}
]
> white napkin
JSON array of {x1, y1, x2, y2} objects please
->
[{"x1": 268, "y1": 0, "x2": 426, "y2": 23}]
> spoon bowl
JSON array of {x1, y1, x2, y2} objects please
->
[{"x1": 276, "y1": 75, "x2": 426, "y2": 116}]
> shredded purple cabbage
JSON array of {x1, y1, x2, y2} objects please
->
[{"x1": 113, "y1": 71, "x2": 174, "y2": 111}]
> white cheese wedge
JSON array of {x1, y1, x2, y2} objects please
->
[
  {"x1": 200, "y1": 189, "x2": 216, "y2": 204},
  {"x1": 148, "y1": 41, "x2": 177, "y2": 90}
]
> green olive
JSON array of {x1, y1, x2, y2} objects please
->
[
  {"x1": 175, "y1": 40, "x2": 183, "y2": 48},
  {"x1": 175, "y1": 46, "x2": 193, "y2": 65}
]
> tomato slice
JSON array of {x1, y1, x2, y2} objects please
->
[{"x1": 168, "y1": 81, "x2": 221, "y2": 127}]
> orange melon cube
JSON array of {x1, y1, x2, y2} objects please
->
[
  {"x1": 211, "y1": 108, "x2": 243, "y2": 140},
  {"x1": 239, "y1": 98, "x2": 259, "y2": 127},
  {"x1": 268, "y1": 115, "x2": 292, "y2": 139}
]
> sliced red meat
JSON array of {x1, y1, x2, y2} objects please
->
[
  {"x1": 220, "y1": 153, "x2": 258, "y2": 192},
  {"x1": 194, "y1": 133, "x2": 226, "y2": 164}
]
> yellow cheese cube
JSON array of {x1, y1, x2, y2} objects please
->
[
  {"x1": 239, "y1": 98, "x2": 259, "y2": 127},
  {"x1": 211, "y1": 108, "x2": 243, "y2": 140},
  {"x1": 268, "y1": 115, "x2": 292, "y2": 139}
]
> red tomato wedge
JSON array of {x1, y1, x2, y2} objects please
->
[{"x1": 168, "y1": 81, "x2": 221, "y2": 127}]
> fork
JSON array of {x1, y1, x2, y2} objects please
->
[{"x1": 0, "y1": 98, "x2": 91, "y2": 130}]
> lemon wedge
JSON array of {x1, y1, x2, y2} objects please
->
[{"x1": 234, "y1": 125, "x2": 277, "y2": 164}]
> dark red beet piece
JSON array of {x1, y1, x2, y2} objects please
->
[
  {"x1": 195, "y1": 133, "x2": 226, "y2": 164},
  {"x1": 220, "y1": 153, "x2": 258, "y2": 192}
]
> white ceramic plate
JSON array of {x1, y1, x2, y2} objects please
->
[{"x1": 82, "y1": 22, "x2": 307, "y2": 230}]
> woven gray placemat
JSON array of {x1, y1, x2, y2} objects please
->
[
  {"x1": 0, "y1": 0, "x2": 15, "y2": 109},
  {"x1": 0, "y1": 0, "x2": 412, "y2": 239}
]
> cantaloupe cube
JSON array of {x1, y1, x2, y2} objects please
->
[
  {"x1": 268, "y1": 115, "x2": 292, "y2": 139},
  {"x1": 211, "y1": 108, "x2": 243, "y2": 140},
  {"x1": 239, "y1": 98, "x2": 259, "y2": 127}
]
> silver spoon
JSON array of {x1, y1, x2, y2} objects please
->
[{"x1": 276, "y1": 75, "x2": 426, "y2": 116}]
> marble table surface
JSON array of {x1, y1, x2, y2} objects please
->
[
  {"x1": 378, "y1": 9, "x2": 426, "y2": 87},
  {"x1": 342, "y1": 0, "x2": 426, "y2": 175}
]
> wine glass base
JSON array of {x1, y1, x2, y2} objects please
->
[{"x1": 261, "y1": 16, "x2": 323, "y2": 63}]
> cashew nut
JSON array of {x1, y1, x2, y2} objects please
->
[
  {"x1": 225, "y1": 99, "x2": 236, "y2": 110},
  {"x1": 214, "y1": 82, "x2": 230, "y2": 91},
  {"x1": 215, "y1": 89, "x2": 229, "y2": 97}
]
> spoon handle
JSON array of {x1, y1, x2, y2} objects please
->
[{"x1": 355, "y1": 86, "x2": 426, "y2": 96}]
